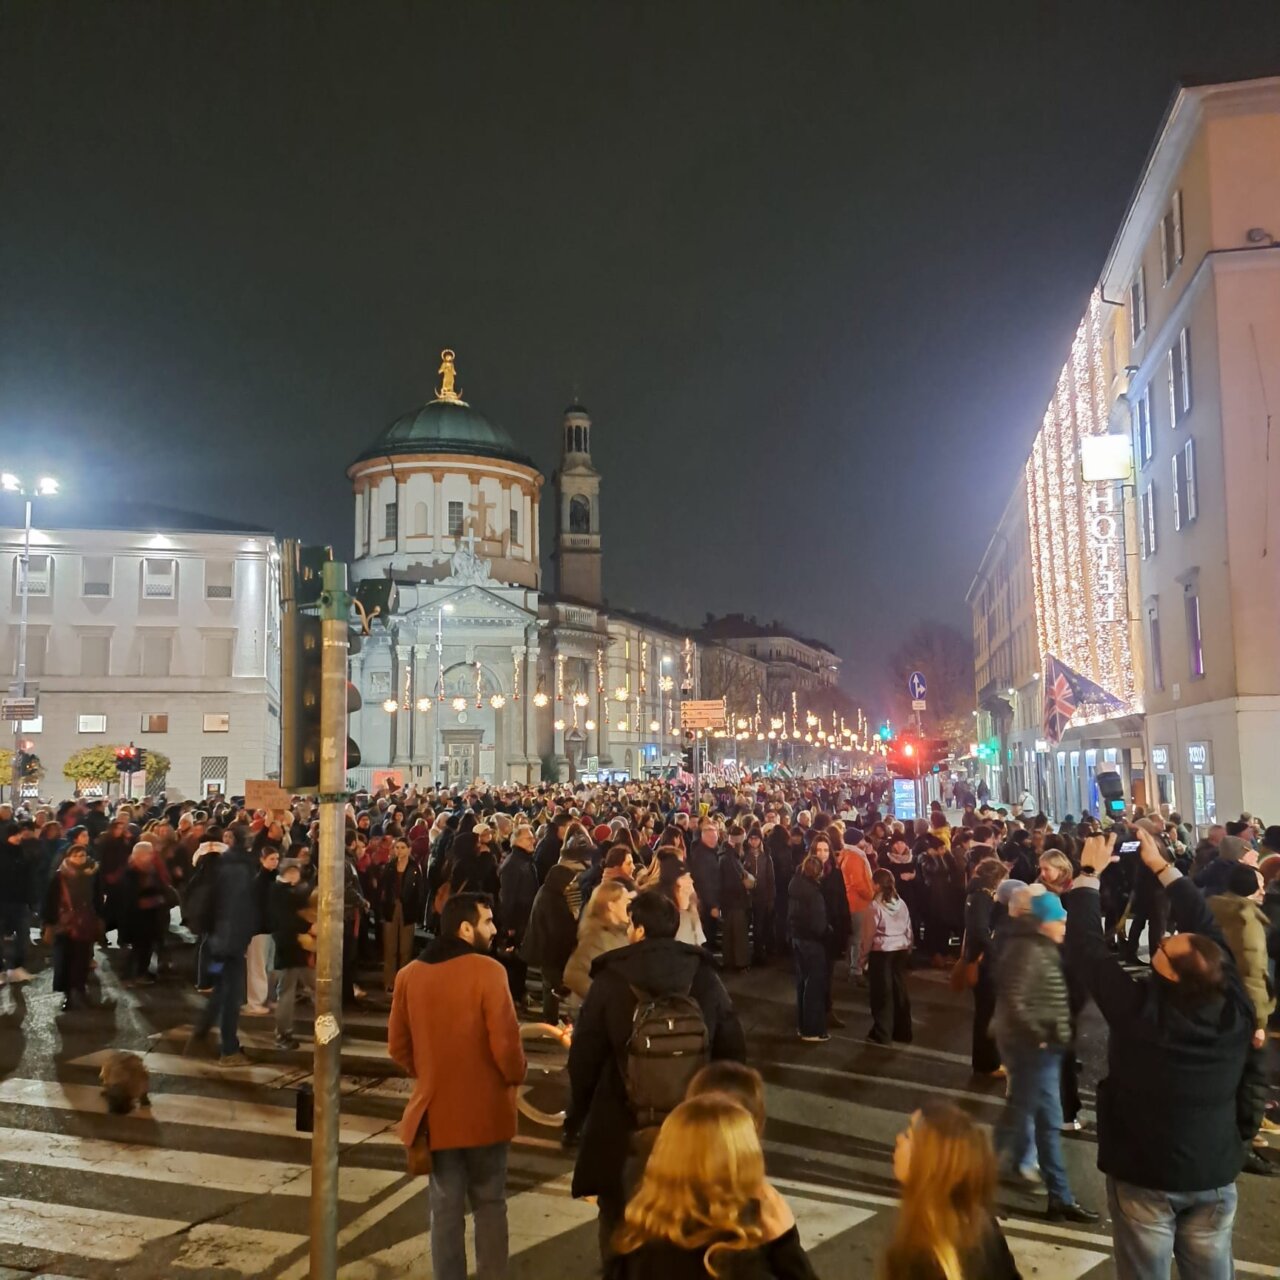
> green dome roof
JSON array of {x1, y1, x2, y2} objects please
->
[{"x1": 353, "y1": 397, "x2": 536, "y2": 469}]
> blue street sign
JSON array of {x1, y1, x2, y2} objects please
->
[{"x1": 908, "y1": 671, "x2": 927, "y2": 700}]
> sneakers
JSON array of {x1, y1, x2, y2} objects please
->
[
  {"x1": 274, "y1": 1033, "x2": 299, "y2": 1050},
  {"x1": 798, "y1": 1034, "x2": 831, "y2": 1043},
  {"x1": 6, "y1": 968, "x2": 33, "y2": 983},
  {"x1": 218, "y1": 1052, "x2": 253, "y2": 1068},
  {"x1": 241, "y1": 1003, "x2": 270, "y2": 1016},
  {"x1": 1061, "y1": 1118, "x2": 1084, "y2": 1133},
  {"x1": 1243, "y1": 1150, "x2": 1279, "y2": 1177},
  {"x1": 1047, "y1": 1200, "x2": 1102, "y2": 1224}
]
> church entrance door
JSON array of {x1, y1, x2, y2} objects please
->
[{"x1": 445, "y1": 740, "x2": 479, "y2": 785}]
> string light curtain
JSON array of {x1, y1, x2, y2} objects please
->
[{"x1": 1024, "y1": 289, "x2": 1137, "y2": 711}]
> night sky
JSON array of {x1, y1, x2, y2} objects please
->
[{"x1": 4, "y1": 3, "x2": 1278, "y2": 711}]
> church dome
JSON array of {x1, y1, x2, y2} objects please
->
[
  {"x1": 353, "y1": 398, "x2": 535, "y2": 468},
  {"x1": 351, "y1": 350, "x2": 537, "y2": 469}
]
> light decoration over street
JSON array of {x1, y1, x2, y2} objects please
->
[
  {"x1": 556, "y1": 654, "x2": 565, "y2": 703},
  {"x1": 475, "y1": 660, "x2": 483, "y2": 708},
  {"x1": 512, "y1": 658, "x2": 520, "y2": 702},
  {"x1": 1024, "y1": 288, "x2": 1137, "y2": 713},
  {"x1": 451, "y1": 696, "x2": 467, "y2": 712},
  {"x1": 596, "y1": 647, "x2": 606, "y2": 693},
  {"x1": 489, "y1": 693, "x2": 506, "y2": 710}
]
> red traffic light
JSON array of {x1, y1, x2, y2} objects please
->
[{"x1": 902, "y1": 743, "x2": 915, "y2": 758}]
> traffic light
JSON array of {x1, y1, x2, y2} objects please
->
[
  {"x1": 280, "y1": 542, "x2": 328, "y2": 793},
  {"x1": 886, "y1": 734, "x2": 949, "y2": 778},
  {"x1": 878, "y1": 722, "x2": 892, "y2": 742},
  {"x1": 114, "y1": 745, "x2": 139, "y2": 773},
  {"x1": 135, "y1": 746, "x2": 147, "y2": 774}
]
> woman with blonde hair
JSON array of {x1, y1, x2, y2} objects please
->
[
  {"x1": 564, "y1": 879, "x2": 634, "y2": 999},
  {"x1": 608, "y1": 1093, "x2": 817, "y2": 1278},
  {"x1": 881, "y1": 1102, "x2": 1020, "y2": 1279}
]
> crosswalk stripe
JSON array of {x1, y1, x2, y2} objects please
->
[
  {"x1": 0, "y1": 1125, "x2": 400, "y2": 1201},
  {"x1": 0, "y1": 1078, "x2": 398, "y2": 1146},
  {"x1": 70, "y1": 1047, "x2": 300, "y2": 1088},
  {"x1": 0, "y1": 1194, "x2": 186, "y2": 1261},
  {"x1": 170, "y1": 1222, "x2": 307, "y2": 1273},
  {"x1": 1006, "y1": 1236, "x2": 1108, "y2": 1278}
]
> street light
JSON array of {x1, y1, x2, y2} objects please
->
[
  {"x1": 4, "y1": 472, "x2": 59, "y2": 802},
  {"x1": 657, "y1": 657, "x2": 673, "y2": 768}
]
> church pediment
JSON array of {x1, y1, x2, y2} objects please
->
[{"x1": 402, "y1": 583, "x2": 536, "y2": 629}]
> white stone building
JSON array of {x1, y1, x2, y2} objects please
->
[{"x1": 0, "y1": 499, "x2": 281, "y2": 801}]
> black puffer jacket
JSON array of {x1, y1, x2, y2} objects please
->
[
  {"x1": 786, "y1": 874, "x2": 826, "y2": 943},
  {"x1": 1065, "y1": 871, "x2": 1265, "y2": 1192},
  {"x1": 567, "y1": 937, "x2": 746, "y2": 1202},
  {"x1": 520, "y1": 863, "x2": 578, "y2": 972},
  {"x1": 993, "y1": 918, "x2": 1071, "y2": 1049}
]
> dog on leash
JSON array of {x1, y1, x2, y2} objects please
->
[{"x1": 100, "y1": 1050, "x2": 151, "y2": 1114}]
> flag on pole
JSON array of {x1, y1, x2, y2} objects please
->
[{"x1": 1042, "y1": 654, "x2": 1126, "y2": 744}]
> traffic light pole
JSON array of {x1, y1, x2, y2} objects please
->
[{"x1": 310, "y1": 558, "x2": 349, "y2": 1280}]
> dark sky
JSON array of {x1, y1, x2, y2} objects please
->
[{"x1": 3, "y1": 3, "x2": 1278, "y2": 713}]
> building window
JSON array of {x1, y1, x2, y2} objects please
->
[
  {"x1": 13, "y1": 553, "x2": 51, "y2": 598},
  {"x1": 1160, "y1": 190, "x2": 1185, "y2": 283},
  {"x1": 570, "y1": 495, "x2": 591, "y2": 533},
  {"x1": 413, "y1": 501, "x2": 430, "y2": 535},
  {"x1": 447, "y1": 501, "x2": 464, "y2": 537},
  {"x1": 204, "y1": 559, "x2": 234, "y2": 600},
  {"x1": 1147, "y1": 603, "x2": 1164, "y2": 692},
  {"x1": 79, "y1": 633, "x2": 111, "y2": 677},
  {"x1": 82, "y1": 555, "x2": 114, "y2": 598},
  {"x1": 384, "y1": 500, "x2": 398, "y2": 542},
  {"x1": 1131, "y1": 386, "x2": 1152, "y2": 466},
  {"x1": 510, "y1": 507, "x2": 519, "y2": 545},
  {"x1": 202, "y1": 712, "x2": 230, "y2": 733},
  {"x1": 1139, "y1": 482, "x2": 1157, "y2": 559},
  {"x1": 203, "y1": 634, "x2": 234, "y2": 678},
  {"x1": 77, "y1": 713, "x2": 107, "y2": 734},
  {"x1": 141, "y1": 713, "x2": 169, "y2": 733},
  {"x1": 140, "y1": 632, "x2": 173, "y2": 677},
  {"x1": 18, "y1": 715, "x2": 42, "y2": 734},
  {"x1": 1168, "y1": 328, "x2": 1192, "y2": 425},
  {"x1": 1185, "y1": 588, "x2": 1204, "y2": 679},
  {"x1": 142, "y1": 557, "x2": 176, "y2": 599},
  {"x1": 1129, "y1": 266, "x2": 1146, "y2": 343},
  {"x1": 1172, "y1": 438, "x2": 1198, "y2": 531}
]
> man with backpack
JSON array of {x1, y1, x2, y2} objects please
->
[{"x1": 565, "y1": 887, "x2": 747, "y2": 1256}]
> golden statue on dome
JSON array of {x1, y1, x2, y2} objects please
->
[{"x1": 436, "y1": 349, "x2": 462, "y2": 402}]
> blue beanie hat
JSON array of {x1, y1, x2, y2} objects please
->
[{"x1": 1030, "y1": 891, "x2": 1067, "y2": 925}]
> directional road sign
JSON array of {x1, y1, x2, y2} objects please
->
[
  {"x1": 680, "y1": 699, "x2": 727, "y2": 730},
  {"x1": 908, "y1": 671, "x2": 927, "y2": 701}
]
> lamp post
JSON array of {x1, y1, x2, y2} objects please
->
[
  {"x1": 3, "y1": 473, "x2": 58, "y2": 803},
  {"x1": 657, "y1": 658, "x2": 673, "y2": 771}
]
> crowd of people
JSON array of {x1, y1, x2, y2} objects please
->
[{"x1": 1, "y1": 775, "x2": 1277, "y2": 1279}]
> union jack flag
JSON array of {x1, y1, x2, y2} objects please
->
[{"x1": 1042, "y1": 654, "x2": 1127, "y2": 745}]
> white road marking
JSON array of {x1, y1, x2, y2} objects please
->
[
  {"x1": 0, "y1": 1195, "x2": 184, "y2": 1261},
  {"x1": 0, "y1": 1125, "x2": 399, "y2": 1201},
  {"x1": 1006, "y1": 1235, "x2": 1108, "y2": 1278},
  {"x1": 0, "y1": 1078, "x2": 398, "y2": 1146},
  {"x1": 172, "y1": 1222, "x2": 307, "y2": 1272}
]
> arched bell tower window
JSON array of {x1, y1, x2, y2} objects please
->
[{"x1": 569, "y1": 495, "x2": 591, "y2": 534}]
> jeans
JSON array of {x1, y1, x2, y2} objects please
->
[
  {"x1": 275, "y1": 966, "x2": 312, "y2": 1038},
  {"x1": 1107, "y1": 1177, "x2": 1237, "y2": 1280},
  {"x1": 429, "y1": 1141, "x2": 509, "y2": 1280},
  {"x1": 245, "y1": 933, "x2": 273, "y2": 1006},
  {"x1": 995, "y1": 1040, "x2": 1074, "y2": 1204},
  {"x1": 847, "y1": 910, "x2": 868, "y2": 976},
  {"x1": 195, "y1": 951, "x2": 247, "y2": 1056},
  {"x1": 0, "y1": 902, "x2": 28, "y2": 970},
  {"x1": 793, "y1": 939, "x2": 828, "y2": 1037},
  {"x1": 867, "y1": 950, "x2": 912, "y2": 1044}
]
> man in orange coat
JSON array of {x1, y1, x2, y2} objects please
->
[
  {"x1": 838, "y1": 826, "x2": 876, "y2": 982},
  {"x1": 389, "y1": 892, "x2": 526, "y2": 1280}
]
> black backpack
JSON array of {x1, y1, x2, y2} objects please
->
[
  {"x1": 180, "y1": 854, "x2": 219, "y2": 935},
  {"x1": 624, "y1": 983, "x2": 710, "y2": 1128}
]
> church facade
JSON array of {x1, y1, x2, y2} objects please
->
[{"x1": 347, "y1": 351, "x2": 691, "y2": 786}]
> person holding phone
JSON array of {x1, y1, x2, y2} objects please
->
[{"x1": 1065, "y1": 827, "x2": 1267, "y2": 1278}]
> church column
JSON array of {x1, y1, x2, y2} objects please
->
[
  {"x1": 531, "y1": 484, "x2": 540, "y2": 567},
  {"x1": 393, "y1": 645, "x2": 412, "y2": 765},
  {"x1": 396, "y1": 474, "x2": 407, "y2": 554},
  {"x1": 353, "y1": 484, "x2": 365, "y2": 558},
  {"x1": 412, "y1": 643, "x2": 432, "y2": 772},
  {"x1": 523, "y1": 632, "x2": 539, "y2": 783},
  {"x1": 433, "y1": 472, "x2": 444, "y2": 549}
]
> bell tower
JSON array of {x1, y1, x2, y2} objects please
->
[{"x1": 552, "y1": 402, "x2": 602, "y2": 604}]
